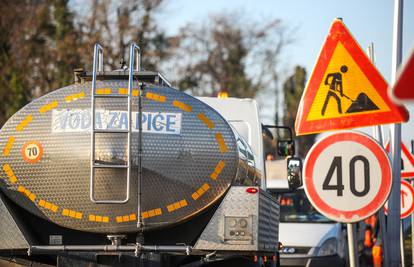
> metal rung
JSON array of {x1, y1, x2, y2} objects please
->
[
  {"x1": 90, "y1": 43, "x2": 133, "y2": 204},
  {"x1": 93, "y1": 164, "x2": 128, "y2": 169},
  {"x1": 93, "y1": 129, "x2": 129, "y2": 134},
  {"x1": 94, "y1": 94, "x2": 129, "y2": 98}
]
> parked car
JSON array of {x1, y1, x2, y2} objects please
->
[{"x1": 278, "y1": 189, "x2": 351, "y2": 267}]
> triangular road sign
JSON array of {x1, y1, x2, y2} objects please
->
[
  {"x1": 385, "y1": 142, "x2": 414, "y2": 178},
  {"x1": 295, "y1": 19, "x2": 408, "y2": 136},
  {"x1": 391, "y1": 47, "x2": 414, "y2": 103}
]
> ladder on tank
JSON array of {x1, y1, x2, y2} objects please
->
[{"x1": 90, "y1": 43, "x2": 141, "y2": 204}]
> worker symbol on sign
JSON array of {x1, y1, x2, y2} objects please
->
[
  {"x1": 321, "y1": 65, "x2": 348, "y2": 115},
  {"x1": 321, "y1": 65, "x2": 380, "y2": 116}
]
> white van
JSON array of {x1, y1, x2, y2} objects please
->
[{"x1": 278, "y1": 189, "x2": 348, "y2": 266}]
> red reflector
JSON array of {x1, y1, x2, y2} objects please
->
[
  {"x1": 246, "y1": 187, "x2": 258, "y2": 194},
  {"x1": 263, "y1": 256, "x2": 267, "y2": 262}
]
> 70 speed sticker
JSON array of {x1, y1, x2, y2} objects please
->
[
  {"x1": 304, "y1": 131, "x2": 392, "y2": 223},
  {"x1": 21, "y1": 141, "x2": 43, "y2": 163}
]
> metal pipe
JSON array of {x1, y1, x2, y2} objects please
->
[
  {"x1": 347, "y1": 223, "x2": 359, "y2": 267},
  {"x1": 411, "y1": 143, "x2": 414, "y2": 267},
  {"x1": 90, "y1": 43, "x2": 103, "y2": 203},
  {"x1": 368, "y1": 43, "x2": 389, "y2": 267},
  {"x1": 128, "y1": 43, "x2": 143, "y2": 230},
  {"x1": 388, "y1": 0, "x2": 403, "y2": 266},
  {"x1": 401, "y1": 221, "x2": 406, "y2": 267},
  {"x1": 28, "y1": 244, "x2": 192, "y2": 255}
]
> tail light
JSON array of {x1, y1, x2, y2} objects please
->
[{"x1": 246, "y1": 187, "x2": 258, "y2": 194}]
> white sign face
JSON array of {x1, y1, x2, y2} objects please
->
[
  {"x1": 304, "y1": 131, "x2": 392, "y2": 223},
  {"x1": 51, "y1": 109, "x2": 182, "y2": 135},
  {"x1": 384, "y1": 180, "x2": 414, "y2": 219}
]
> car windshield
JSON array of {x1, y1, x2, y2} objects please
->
[{"x1": 280, "y1": 190, "x2": 333, "y2": 223}]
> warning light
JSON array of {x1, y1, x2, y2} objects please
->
[
  {"x1": 217, "y1": 91, "x2": 228, "y2": 99},
  {"x1": 246, "y1": 187, "x2": 258, "y2": 194}
]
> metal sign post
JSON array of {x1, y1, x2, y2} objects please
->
[
  {"x1": 368, "y1": 43, "x2": 390, "y2": 267},
  {"x1": 388, "y1": 0, "x2": 403, "y2": 266},
  {"x1": 347, "y1": 223, "x2": 359, "y2": 267}
]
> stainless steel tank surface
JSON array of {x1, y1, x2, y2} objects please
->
[{"x1": 0, "y1": 81, "x2": 239, "y2": 233}]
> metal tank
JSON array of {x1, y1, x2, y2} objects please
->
[{"x1": 0, "y1": 70, "x2": 259, "y2": 234}]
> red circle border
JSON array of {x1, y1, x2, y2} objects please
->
[{"x1": 304, "y1": 131, "x2": 392, "y2": 222}]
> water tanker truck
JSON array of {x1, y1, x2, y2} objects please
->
[{"x1": 0, "y1": 43, "x2": 302, "y2": 267}]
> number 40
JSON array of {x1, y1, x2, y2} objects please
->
[{"x1": 323, "y1": 156, "x2": 370, "y2": 197}]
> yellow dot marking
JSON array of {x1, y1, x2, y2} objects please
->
[
  {"x1": 173, "y1": 100, "x2": 192, "y2": 112},
  {"x1": 3, "y1": 136, "x2": 15, "y2": 156},
  {"x1": 118, "y1": 88, "x2": 128, "y2": 95},
  {"x1": 211, "y1": 160, "x2": 225, "y2": 180},
  {"x1": 215, "y1": 133, "x2": 228, "y2": 153},
  {"x1": 197, "y1": 113, "x2": 214, "y2": 129},
  {"x1": 116, "y1": 216, "x2": 123, "y2": 223},
  {"x1": 167, "y1": 199, "x2": 188, "y2": 213},
  {"x1": 16, "y1": 115, "x2": 33, "y2": 131},
  {"x1": 130, "y1": 213, "x2": 137, "y2": 220},
  {"x1": 61, "y1": 208, "x2": 82, "y2": 219},
  {"x1": 96, "y1": 88, "x2": 111, "y2": 95},
  {"x1": 2, "y1": 163, "x2": 17, "y2": 184},
  {"x1": 146, "y1": 92, "x2": 166, "y2": 102},
  {"x1": 192, "y1": 183, "x2": 210, "y2": 200},
  {"x1": 38, "y1": 199, "x2": 58, "y2": 213},
  {"x1": 65, "y1": 91, "x2": 85, "y2": 103},
  {"x1": 39, "y1": 101, "x2": 58, "y2": 113},
  {"x1": 17, "y1": 185, "x2": 36, "y2": 202},
  {"x1": 118, "y1": 88, "x2": 140, "y2": 96}
]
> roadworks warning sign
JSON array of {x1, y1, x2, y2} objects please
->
[{"x1": 295, "y1": 19, "x2": 408, "y2": 136}]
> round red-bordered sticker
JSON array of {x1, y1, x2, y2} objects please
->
[
  {"x1": 304, "y1": 131, "x2": 392, "y2": 223},
  {"x1": 384, "y1": 180, "x2": 414, "y2": 219},
  {"x1": 21, "y1": 141, "x2": 43, "y2": 163}
]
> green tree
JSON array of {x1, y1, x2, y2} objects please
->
[
  {"x1": 77, "y1": 0, "x2": 170, "y2": 71},
  {"x1": 0, "y1": 0, "x2": 170, "y2": 126},
  {"x1": 283, "y1": 66, "x2": 315, "y2": 158},
  {"x1": 173, "y1": 13, "x2": 289, "y2": 98}
]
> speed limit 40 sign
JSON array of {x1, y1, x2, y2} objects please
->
[{"x1": 304, "y1": 131, "x2": 392, "y2": 223}]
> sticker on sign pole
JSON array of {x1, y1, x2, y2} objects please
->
[
  {"x1": 384, "y1": 180, "x2": 414, "y2": 219},
  {"x1": 304, "y1": 131, "x2": 392, "y2": 223},
  {"x1": 295, "y1": 19, "x2": 408, "y2": 136}
]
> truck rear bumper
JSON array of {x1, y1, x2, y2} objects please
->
[{"x1": 280, "y1": 254, "x2": 345, "y2": 267}]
